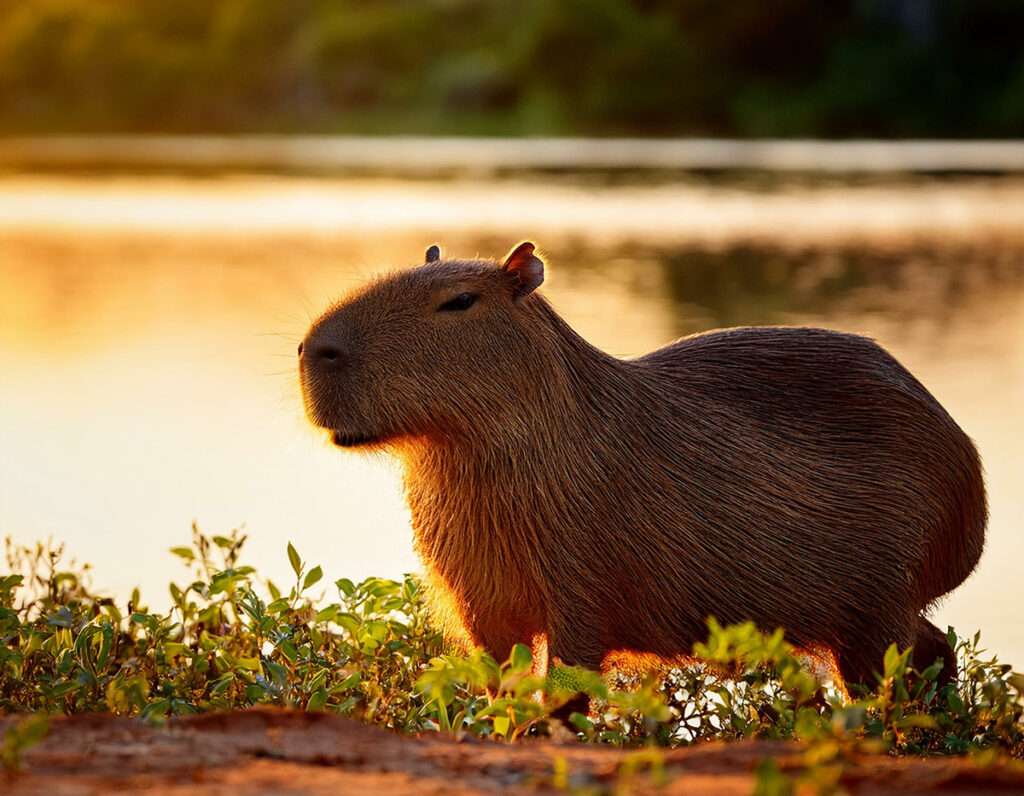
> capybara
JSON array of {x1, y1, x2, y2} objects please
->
[{"x1": 299, "y1": 242, "x2": 986, "y2": 687}]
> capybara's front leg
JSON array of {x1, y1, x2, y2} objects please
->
[
  {"x1": 546, "y1": 619, "x2": 605, "y2": 723},
  {"x1": 547, "y1": 610, "x2": 604, "y2": 671},
  {"x1": 462, "y1": 604, "x2": 545, "y2": 668}
]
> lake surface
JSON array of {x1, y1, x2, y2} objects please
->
[{"x1": 1, "y1": 175, "x2": 1022, "y2": 666}]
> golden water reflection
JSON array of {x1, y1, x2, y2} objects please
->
[{"x1": 1, "y1": 212, "x2": 1022, "y2": 667}]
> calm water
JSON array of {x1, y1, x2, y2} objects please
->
[{"x1": 1, "y1": 176, "x2": 1022, "y2": 665}]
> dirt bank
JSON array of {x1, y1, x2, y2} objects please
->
[{"x1": 3, "y1": 709, "x2": 1023, "y2": 795}]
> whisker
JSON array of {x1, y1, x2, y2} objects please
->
[{"x1": 254, "y1": 331, "x2": 302, "y2": 339}]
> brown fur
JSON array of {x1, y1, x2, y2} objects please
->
[{"x1": 299, "y1": 244, "x2": 986, "y2": 687}]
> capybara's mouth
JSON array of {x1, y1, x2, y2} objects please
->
[{"x1": 330, "y1": 429, "x2": 381, "y2": 448}]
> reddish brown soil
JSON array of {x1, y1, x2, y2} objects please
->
[{"x1": 3, "y1": 708, "x2": 1023, "y2": 795}]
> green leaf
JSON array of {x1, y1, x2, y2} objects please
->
[
  {"x1": 491, "y1": 715, "x2": 510, "y2": 736},
  {"x1": 278, "y1": 640, "x2": 298, "y2": 663},
  {"x1": 335, "y1": 578, "x2": 355, "y2": 597},
  {"x1": 287, "y1": 543, "x2": 302, "y2": 579},
  {"x1": 919, "y1": 661, "x2": 944, "y2": 682},
  {"x1": 883, "y1": 644, "x2": 901, "y2": 678},
  {"x1": 265, "y1": 660, "x2": 288, "y2": 687},
  {"x1": 94, "y1": 623, "x2": 114, "y2": 670},
  {"x1": 364, "y1": 621, "x2": 389, "y2": 642},
  {"x1": 141, "y1": 698, "x2": 172, "y2": 720},
  {"x1": 307, "y1": 670, "x2": 328, "y2": 693},
  {"x1": 46, "y1": 607, "x2": 74, "y2": 628},
  {"x1": 169, "y1": 547, "x2": 195, "y2": 561},
  {"x1": 210, "y1": 674, "x2": 235, "y2": 696},
  {"x1": 307, "y1": 688, "x2": 328, "y2": 711},
  {"x1": 45, "y1": 681, "x2": 79, "y2": 698},
  {"x1": 244, "y1": 684, "x2": 265, "y2": 702},
  {"x1": 334, "y1": 672, "x2": 361, "y2": 692},
  {"x1": 896, "y1": 714, "x2": 938, "y2": 729},
  {"x1": 163, "y1": 642, "x2": 188, "y2": 659},
  {"x1": 303, "y1": 566, "x2": 323, "y2": 591},
  {"x1": 549, "y1": 665, "x2": 606, "y2": 698},
  {"x1": 509, "y1": 643, "x2": 533, "y2": 673},
  {"x1": 335, "y1": 613, "x2": 360, "y2": 635}
]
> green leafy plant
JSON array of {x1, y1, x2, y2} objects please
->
[{"x1": 1, "y1": 528, "x2": 1022, "y2": 768}]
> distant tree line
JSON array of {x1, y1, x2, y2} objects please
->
[{"x1": 0, "y1": 0, "x2": 1021, "y2": 137}]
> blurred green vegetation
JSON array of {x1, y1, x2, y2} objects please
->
[{"x1": 0, "y1": 0, "x2": 1022, "y2": 137}]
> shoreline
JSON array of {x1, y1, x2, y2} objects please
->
[
  {"x1": 5, "y1": 136, "x2": 1024, "y2": 174},
  {"x1": 2, "y1": 174, "x2": 1024, "y2": 248}
]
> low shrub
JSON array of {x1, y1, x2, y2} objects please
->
[{"x1": 1, "y1": 526, "x2": 1021, "y2": 765}]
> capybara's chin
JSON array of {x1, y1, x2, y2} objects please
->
[
  {"x1": 300, "y1": 377, "x2": 360, "y2": 439},
  {"x1": 302, "y1": 385, "x2": 392, "y2": 448},
  {"x1": 330, "y1": 429, "x2": 386, "y2": 448}
]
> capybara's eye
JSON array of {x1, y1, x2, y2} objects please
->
[{"x1": 437, "y1": 292, "x2": 478, "y2": 312}]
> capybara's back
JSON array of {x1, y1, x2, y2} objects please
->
[{"x1": 299, "y1": 243, "x2": 987, "y2": 686}]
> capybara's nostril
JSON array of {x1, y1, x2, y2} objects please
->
[
  {"x1": 299, "y1": 333, "x2": 345, "y2": 367},
  {"x1": 312, "y1": 343, "x2": 342, "y2": 364}
]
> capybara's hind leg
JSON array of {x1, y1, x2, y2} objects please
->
[
  {"x1": 835, "y1": 614, "x2": 915, "y2": 692},
  {"x1": 912, "y1": 616, "x2": 956, "y2": 688}
]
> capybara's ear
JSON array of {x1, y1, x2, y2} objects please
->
[
  {"x1": 502, "y1": 242, "x2": 544, "y2": 300},
  {"x1": 424, "y1": 244, "x2": 441, "y2": 263}
]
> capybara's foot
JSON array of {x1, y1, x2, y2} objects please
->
[{"x1": 549, "y1": 693, "x2": 591, "y2": 728}]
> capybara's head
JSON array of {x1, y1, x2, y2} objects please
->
[{"x1": 299, "y1": 242, "x2": 549, "y2": 450}]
